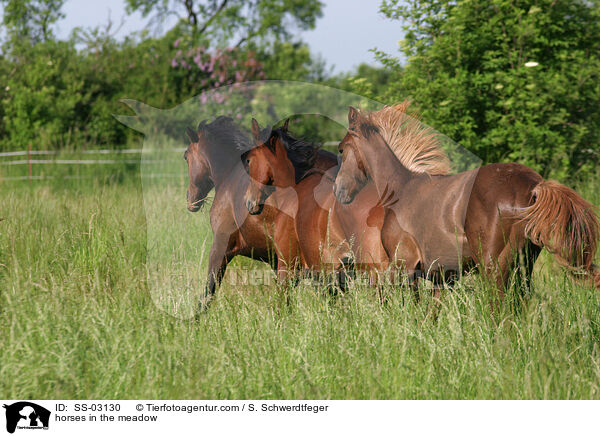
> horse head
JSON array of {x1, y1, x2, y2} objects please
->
[
  {"x1": 333, "y1": 106, "x2": 370, "y2": 204},
  {"x1": 243, "y1": 118, "x2": 295, "y2": 215}
]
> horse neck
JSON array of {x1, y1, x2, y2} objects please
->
[
  {"x1": 359, "y1": 131, "x2": 414, "y2": 198},
  {"x1": 314, "y1": 150, "x2": 338, "y2": 172},
  {"x1": 272, "y1": 156, "x2": 296, "y2": 189}
]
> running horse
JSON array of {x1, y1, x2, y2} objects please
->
[
  {"x1": 184, "y1": 116, "x2": 337, "y2": 307},
  {"x1": 243, "y1": 118, "x2": 389, "y2": 279},
  {"x1": 333, "y1": 103, "x2": 600, "y2": 298},
  {"x1": 242, "y1": 117, "x2": 448, "y2": 281}
]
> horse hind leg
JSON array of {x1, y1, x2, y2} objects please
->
[
  {"x1": 336, "y1": 256, "x2": 355, "y2": 295},
  {"x1": 477, "y1": 229, "x2": 540, "y2": 309},
  {"x1": 514, "y1": 240, "x2": 541, "y2": 298}
]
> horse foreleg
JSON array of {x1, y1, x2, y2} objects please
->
[
  {"x1": 201, "y1": 231, "x2": 237, "y2": 313},
  {"x1": 273, "y1": 215, "x2": 301, "y2": 286},
  {"x1": 381, "y1": 210, "x2": 423, "y2": 283}
]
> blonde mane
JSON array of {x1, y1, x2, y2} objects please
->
[{"x1": 368, "y1": 101, "x2": 451, "y2": 175}]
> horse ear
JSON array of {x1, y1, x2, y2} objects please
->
[
  {"x1": 267, "y1": 136, "x2": 278, "y2": 154},
  {"x1": 348, "y1": 106, "x2": 360, "y2": 127},
  {"x1": 281, "y1": 118, "x2": 290, "y2": 133},
  {"x1": 251, "y1": 118, "x2": 261, "y2": 141},
  {"x1": 186, "y1": 127, "x2": 199, "y2": 143}
]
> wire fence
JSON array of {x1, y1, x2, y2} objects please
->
[
  {"x1": 0, "y1": 145, "x2": 167, "y2": 183},
  {"x1": 0, "y1": 142, "x2": 339, "y2": 183}
]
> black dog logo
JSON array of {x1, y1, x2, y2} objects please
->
[{"x1": 3, "y1": 402, "x2": 50, "y2": 433}]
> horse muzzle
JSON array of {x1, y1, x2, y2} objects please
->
[
  {"x1": 187, "y1": 191, "x2": 205, "y2": 212},
  {"x1": 333, "y1": 183, "x2": 354, "y2": 205},
  {"x1": 247, "y1": 200, "x2": 265, "y2": 215}
]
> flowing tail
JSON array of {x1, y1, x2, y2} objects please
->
[{"x1": 520, "y1": 180, "x2": 600, "y2": 287}]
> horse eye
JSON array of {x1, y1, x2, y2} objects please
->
[
  {"x1": 246, "y1": 159, "x2": 250, "y2": 164},
  {"x1": 183, "y1": 152, "x2": 188, "y2": 161}
]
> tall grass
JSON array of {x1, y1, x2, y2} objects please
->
[{"x1": 1, "y1": 171, "x2": 599, "y2": 399}]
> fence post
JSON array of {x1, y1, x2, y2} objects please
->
[{"x1": 28, "y1": 143, "x2": 32, "y2": 184}]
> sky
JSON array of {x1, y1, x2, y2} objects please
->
[{"x1": 54, "y1": 0, "x2": 403, "y2": 73}]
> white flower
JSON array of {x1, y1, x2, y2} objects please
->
[
  {"x1": 4, "y1": 86, "x2": 9, "y2": 91},
  {"x1": 47, "y1": 60, "x2": 53, "y2": 66},
  {"x1": 525, "y1": 61, "x2": 539, "y2": 67},
  {"x1": 495, "y1": 84, "x2": 504, "y2": 90}
]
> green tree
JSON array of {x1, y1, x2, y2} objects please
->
[
  {"x1": 1, "y1": 40, "x2": 89, "y2": 149},
  {"x1": 125, "y1": 0, "x2": 323, "y2": 48},
  {"x1": 378, "y1": 0, "x2": 600, "y2": 179},
  {"x1": 342, "y1": 63, "x2": 393, "y2": 102},
  {"x1": 260, "y1": 41, "x2": 324, "y2": 81},
  {"x1": 1, "y1": 0, "x2": 64, "y2": 44},
  {"x1": 0, "y1": 0, "x2": 326, "y2": 151}
]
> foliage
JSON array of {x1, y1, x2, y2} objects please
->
[
  {"x1": 0, "y1": 0, "x2": 325, "y2": 151},
  {"x1": 124, "y1": 0, "x2": 323, "y2": 48},
  {"x1": 260, "y1": 40, "x2": 325, "y2": 81},
  {"x1": 170, "y1": 42, "x2": 265, "y2": 98},
  {"x1": 376, "y1": 0, "x2": 600, "y2": 179},
  {"x1": 0, "y1": 0, "x2": 64, "y2": 44},
  {"x1": 342, "y1": 63, "x2": 394, "y2": 102},
  {"x1": 1, "y1": 40, "x2": 92, "y2": 149}
]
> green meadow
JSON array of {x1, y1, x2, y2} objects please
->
[{"x1": 1, "y1": 162, "x2": 600, "y2": 399}]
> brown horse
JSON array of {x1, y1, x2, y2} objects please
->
[
  {"x1": 243, "y1": 118, "x2": 392, "y2": 280},
  {"x1": 333, "y1": 104, "x2": 600, "y2": 297},
  {"x1": 184, "y1": 116, "x2": 337, "y2": 307}
]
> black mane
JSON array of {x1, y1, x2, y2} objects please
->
[
  {"x1": 276, "y1": 128, "x2": 321, "y2": 183},
  {"x1": 251, "y1": 125, "x2": 320, "y2": 184},
  {"x1": 197, "y1": 116, "x2": 252, "y2": 152},
  {"x1": 198, "y1": 117, "x2": 320, "y2": 183}
]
